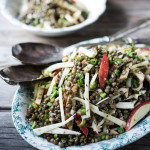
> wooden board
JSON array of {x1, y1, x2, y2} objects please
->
[{"x1": 0, "y1": 0, "x2": 150, "y2": 149}]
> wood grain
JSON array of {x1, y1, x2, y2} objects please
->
[{"x1": 0, "y1": 0, "x2": 150, "y2": 149}]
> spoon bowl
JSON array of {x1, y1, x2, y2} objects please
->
[
  {"x1": 12, "y1": 43, "x2": 62, "y2": 65},
  {"x1": 0, "y1": 65, "x2": 47, "y2": 85}
]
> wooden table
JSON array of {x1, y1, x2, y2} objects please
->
[{"x1": 0, "y1": 0, "x2": 150, "y2": 149}]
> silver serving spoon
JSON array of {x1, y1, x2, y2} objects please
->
[
  {"x1": 12, "y1": 18, "x2": 150, "y2": 65},
  {"x1": 1, "y1": 18, "x2": 150, "y2": 85}
]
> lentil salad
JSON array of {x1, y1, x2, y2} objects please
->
[
  {"x1": 19, "y1": 0, "x2": 88, "y2": 28},
  {"x1": 26, "y1": 42, "x2": 150, "y2": 147}
]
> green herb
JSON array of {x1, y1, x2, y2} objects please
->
[
  {"x1": 77, "y1": 73, "x2": 84, "y2": 79},
  {"x1": 82, "y1": 11, "x2": 88, "y2": 19},
  {"x1": 65, "y1": 76, "x2": 68, "y2": 80},
  {"x1": 106, "y1": 79, "x2": 110, "y2": 85},
  {"x1": 36, "y1": 5, "x2": 41, "y2": 9},
  {"x1": 141, "y1": 68, "x2": 147, "y2": 73},
  {"x1": 80, "y1": 102, "x2": 83, "y2": 105},
  {"x1": 114, "y1": 69, "x2": 120, "y2": 76},
  {"x1": 131, "y1": 44, "x2": 136, "y2": 50},
  {"x1": 90, "y1": 58, "x2": 98, "y2": 65},
  {"x1": 46, "y1": 70, "x2": 51, "y2": 76},
  {"x1": 85, "y1": 56, "x2": 89, "y2": 60},
  {"x1": 135, "y1": 90, "x2": 139, "y2": 94},
  {"x1": 31, "y1": 98, "x2": 35, "y2": 102},
  {"x1": 44, "y1": 114, "x2": 49, "y2": 121},
  {"x1": 50, "y1": 90, "x2": 58, "y2": 100},
  {"x1": 79, "y1": 119, "x2": 86, "y2": 127},
  {"x1": 74, "y1": 54, "x2": 77, "y2": 60},
  {"x1": 100, "y1": 92, "x2": 106, "y2": 98},
  {"x1": 73, "y1": 71, "x2": 76, "y2": 75},
  {"x1": 131, "y1": 79, "x2": 139, "y2": 86},
  {"x1": 60, "y1": 18, "x2": 67, "y2": 25},
  {"x1": 77, "y1": 79, "x2": 84, "y2": 88},
  {"x1": 51, "y1": 84, "x2": 59, "y2": 99},
  {"x1": 47, "y1": 102, "x2": 52, "y2": 107},
  {"x1": 52, "y1": 84, "x2": 57, "y2": 93},
  {"x1": 61, "y1": 84, "x2": 65, "y2": 88},
  {"x1": 77, "y1": 73, "x2": 84, "y2": 87},
  {"x1": 78, "y1": 57, "x2": 82, "y2": 61},
  {"x1": 105, "y1": 108, "x2": 109, "y2": 112},
  {"x1": 33, "y1": 104, "x2": 38, "y2": 109},
  {"x1": 40, "y1": 104, "x2": 43, "y2": 108},
  {"x1": 127, "y1": 50, "x2": 134, "y2": 57},
  {"x1": 74, "y1": 141, "x2": 79, "y2": 145},
  {"x1": 101, "y1": 134, "x2": 106, "y2": 140},
  {"x1": 33, "y1": 18, "x2": 40, "y2": 26},
  {"x1": 91, "y1": 82, "x2": 96, "y2": 89},
  {"x1": 81, "y1": 109, "x2": 86, "y2": 115},
  {"x1": 109, "y1": 59, "x2": 113, "y2": 65},
  {"x1": 54, "y1": 134, "x2": 58, "y2": 139},
  {"x1": 114, "y1": 58, "x2": 123, "y2": 63},
  {"x1": 81, "y1": 106, "x2": 84, "y2": 109},
  {"x1": 32, "y1": 121, "x2": 37, "y2": 129},
  {"x1": 118, "y1": 127, "x2": 125, "y2": 134},
  {"x1": 137, "y1": 57, "x2": 142, "y2": 62},
  {"x1": 41, "y1": 81, "x2": 51, "y2": 86}
]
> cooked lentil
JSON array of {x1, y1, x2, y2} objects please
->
[{"x1": 26, "y1": 42, "x2": 150, "y2": 147}]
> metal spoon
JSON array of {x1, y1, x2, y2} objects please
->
[
  {"x1": 12, "y1": 43, "x2": 63, "y2": 65},
  {"x1": 1, "y1": 18, "x2": 150, "y2": 85},
  {"x1": 0, "y1": 65, "x2": 46, "y2": 85},
  {"x1": 12, "y1": 18, "x2": 150, "y2": 65}
]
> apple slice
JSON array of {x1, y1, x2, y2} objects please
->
[
  {"x1": 99, "y1": 54, "x2": 109, "y2": 89},
  {"x1": 126, "y1": 101, "x2": 150, "y2": 131},
  {"x1": 141, "y1": 48, "x2": 150, "y2": 51}
]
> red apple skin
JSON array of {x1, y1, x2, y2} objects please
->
[
  {"x1": 34, "y1": 102, "x2": 40, "y2": 106},
  {"x1": 141, "y1": 48, "x2": 150, "y2": 52},
  {"x1": 126, "y1": 101, "x2": 150, "y2": 131}
]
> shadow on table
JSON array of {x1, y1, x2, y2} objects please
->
[{"x1": 45, "y1": 0, "x2": 128, "y2": 46}]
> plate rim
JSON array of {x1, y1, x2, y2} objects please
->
[{"x1": 12, "y1": 36, "x2": 150, "y2": 150}]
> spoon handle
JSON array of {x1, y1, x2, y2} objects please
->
[{"x1": 109, "y1": 18, "x2": 150, "y2": 42}]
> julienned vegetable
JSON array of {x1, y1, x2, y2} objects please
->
[
  {"x1": 35, "y1": 86, "x2": 44, "y2": 106},
  {"x1": 26, "y1": 43, "x2": 150, "y2": 147},
  {"x1": 59, "y1": 87, "x2": 65, "y2": 122},
  {"x1": 33, "y1": 115, "x2": 75, "y2": 136},
  {"x1": 46, "y1": 128, "x2": 81, "y2": 135},
  {"x1": 78, "y1": 47, "x2": 97, "y2": 58},
  {"x1": 42, "y1": 62, "x2": 74, "y2": 76}
]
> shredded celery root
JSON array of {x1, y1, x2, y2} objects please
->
[
  {"x1": 59, "y1": 87, "x2": 65, "y2": 122},
  {"x1": 35, "y1": 86, "x2": 44, "y2": 106},
  {"x1": 42, "y1": 62, "x2": 74, "y2": 77},
  {"x1": 46, "y1": 128, "x2": 81, "y2": 135},
  {"x1": 78, "y1": 47, "x2": 97, "y2": 58},
  {"x1": 33, "y1": 115, "x2": 75, "y2": 135},
  {"x1": 47, "y1": 75, "x2": 57, "y2": 96},
  {"x1": 26, "y1": 42, "x2": 150, "y2": 147}
]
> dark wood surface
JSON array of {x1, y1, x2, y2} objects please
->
[{"x1": 0, "y1": 0, "x2": 150, "y2": 149}]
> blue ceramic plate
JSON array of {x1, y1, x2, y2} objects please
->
[{"x1": 12, "y1": 37, "x2": 150, "y2": 150}]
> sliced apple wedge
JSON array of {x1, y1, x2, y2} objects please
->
[
  {"x1": 141, "y1": 48, "x2": 150, "y2": 51},
  {"x1": 126, "y1": 101, "x2": 150, "y2": 131}
]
